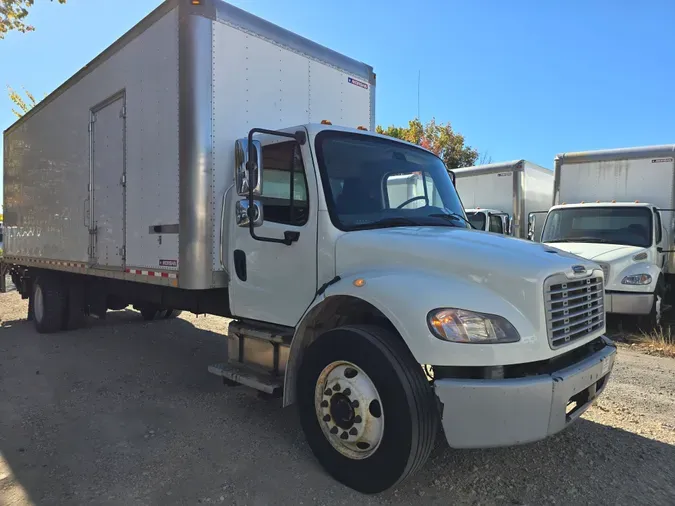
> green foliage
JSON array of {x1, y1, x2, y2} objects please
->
[
  {"x1": 7, "y1": 85, "x2": 40, "y2": 118},
  {"x1": 376, "y1": 118, "x2": 479, "y2": 170},
  {"x1": 0, "y1": 0, "x2": 66, "y2": 39}
]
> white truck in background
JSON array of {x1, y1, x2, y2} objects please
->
[
  {"x1": 453, "y1": 160, "x2": 553, "y2": 239},
  {"x1": 0, "y1": 0, "x2": 616, "y2": 494},
  {"x1": 539, "y1": 145, "x2": 675, "y2": 328}
]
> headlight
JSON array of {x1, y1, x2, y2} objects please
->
[
  {"x1": 621, "y1": 274, "x2": 652, "y2": 285},
  {"x1": 427, "y1": 308, "x2": 520, "y2": 344}
]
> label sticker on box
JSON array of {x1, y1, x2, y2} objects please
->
[
  {"x1": 159, "y1": 259, "x2": 177, "y2": 267},
  {"x1": 348, "y1": 77, "x2": 368, "y2": 90}
]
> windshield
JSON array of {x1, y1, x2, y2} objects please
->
[
  {"x1": 314, "y1": 131, "x2": 468, "y2": 231},
  {"x1": 542, "y1": 206, "x2": 653, "y2": 248},
  {"x1": 466, "y1": 212, "x2": 486, "y2": 230}
]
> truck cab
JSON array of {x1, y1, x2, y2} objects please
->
[
  {"x1": 541, "y1": 202, "x2": 666, "y2": 326},
  {"x1": 215, "y1": 122, "x2": 616, "y2": 492},
  {"x1": 465, "y1": 208, "x2": 510, "y2": 234}
]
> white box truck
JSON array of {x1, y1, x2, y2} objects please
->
[
  {"x1": 538, "y1": 145, "x2": 675, "y2": 328},
  {"x1": 0, "y1": 0, "x2": 616, "y2": 493},
  {"x1": 453, "y1": 160, "x2": 553, "y2": 239}
]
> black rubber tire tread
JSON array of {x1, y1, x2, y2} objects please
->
[
  {"x1": 164, "y1": 309, "x2": 183, "y2": 319},
  {"x1": 638, "y1": 284, "x2": 663, "y2": 333},
  {"x1": 33, "y1": 275, "x2": 67, "y2": 334},
  {"x1": 140, "y1": 307, "x2": 158, "y2": 321},
  {"x1": 297, "y1": 324, "x2": 438, "y2": 494},
  {"x1": 63, "y1": 278, "x2": 86, "y2": 330}
]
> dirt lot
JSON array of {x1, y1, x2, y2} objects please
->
[{"x1": 0, "y1": 290, "x2": 674, "y2": 506}]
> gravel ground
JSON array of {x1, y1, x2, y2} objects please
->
[{"x1": 0, "y1": 290, "x2": 674, "y2": 506}]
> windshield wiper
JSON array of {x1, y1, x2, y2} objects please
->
[
  {"x1": 546, "y1": 237, "x2": 610, "y2": 244},
  {"x1": 428, "y1": 212, "x2": 476, "y2": 229},
  {"x1": 350, "y1": 217, "x2": 430, "y2": 230}
]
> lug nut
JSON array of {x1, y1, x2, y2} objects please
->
[
  {"x1": 340, "y1": 431, "x2": 349, "y2": 440},
  {"x1": 320, "y1": 400, "x2": 329, "y2": 408},
  {"x1": 333, "y1": 383, "x2": 341, "y2": 392},
  {"x1": 323, "y1": 414, "x2": 331, "y2": 422},
  {"x1": 349, "y1": 427, "x2": 358, "y2": 436},
  {"x1": 354, "y1": 415, "x2": 362, "y2": 424},
  {"x1": 351, "y1": 400, "x2": 359, "y2": 408},
  {"x1": 330, "y1": 426, "x2": 338, "y2": 435},
  {"x1": 343, "y1": 388, "x2": 351, "y2": 396},
  {"x1": 324, "y1": 388, "x2": 332, "y2": 396}
]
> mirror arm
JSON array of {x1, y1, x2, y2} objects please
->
[{"x1": 246, "y1": 128, "x2": 306, "y2": 246}]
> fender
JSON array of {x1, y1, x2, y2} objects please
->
[
  {"x1": 282, "y1": 268, "x2": 538, "y2": 407},
  {"x1": 609, "y1": 262, "x2": 663, "y2": 293}
]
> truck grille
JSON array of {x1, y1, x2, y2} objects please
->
[
  {"x1": 597, "y1": 263, "x2": 610, "y2": 284},
  {"x1": 544, "y1": 273, "x2": 604, "y2": 349}
]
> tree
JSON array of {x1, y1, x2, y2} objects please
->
[
  {"x1": 376, "y1": 118, "x2": 479, "y2": 170},
  {"x1": 7, "y1": 85, "x2": 40, "y2": 117},
  {"x1": 1, "y1": 0, "x2": 66, "y2": 39}
]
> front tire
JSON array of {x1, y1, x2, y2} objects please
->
[
  {"x1": 297, "y1": 325, "x2": 438, "y2": 494},
  {"x1": 639, "y1": 287, "x2": 663, "y2": 332}
]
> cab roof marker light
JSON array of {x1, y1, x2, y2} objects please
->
[
  {"x1": 357, "y1": 125, "x2": 368, "y2": 131},
  {"x1": 321, "y1": 120, "x2": 332, "y2": 125}
]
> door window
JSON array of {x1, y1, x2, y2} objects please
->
[{"x1": 260, "y1": 141, "x2": 309, "y2": 226}]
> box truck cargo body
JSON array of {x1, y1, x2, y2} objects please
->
[
  {"x1": 540, "y1": 145, "x2": 675, "y2": 326},
  {"x1": 2, "y1": 0, "x2": 373, "y2": 291},
  {"x1": 1, "y1": 0, "x2": 616, "y2": 493},
  {"x1": 453, "y1": 160, "x2": 553, "y2": 239}
]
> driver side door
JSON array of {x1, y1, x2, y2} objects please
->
[{"x1": 228, "y1": 132, "x2": 318, "y2": 327}]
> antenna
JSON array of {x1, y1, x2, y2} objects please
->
[{"x1": 417, "y1": 70, "x2": 421, "y2": 119}]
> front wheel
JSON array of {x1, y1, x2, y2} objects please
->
[
  {"x1": 638, "y1": 287, "x2": 663, "y2": 332},
  {"x1": 297, "y1": 325, "x2": 438, "y2": 494}
]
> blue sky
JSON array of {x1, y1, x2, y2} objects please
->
[{"x1": 2, "y1": 0, "x2": 675, "y2": 205}]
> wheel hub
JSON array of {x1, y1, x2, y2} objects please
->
[
  {"x1": 314, "y1": 361, "x2": 384, "y2": 460},
  {"x1": 329, "y1": 393, "x2": 355, "y2": 429}
]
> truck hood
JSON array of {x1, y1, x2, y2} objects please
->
[
  {"x1": 544, "y1": 242, "x2": 643, "y2": 262},
  {"x1": 335, "y1": 227, "x2": 601, "y2": 339},
  {"x1": 336, "y1": 227, "x2": 590, "y2": 279}
]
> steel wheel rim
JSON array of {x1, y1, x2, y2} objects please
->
[
  {"x1": 314, "y1": 360, "x2": 384, "y2": 460},
  {"x1": 34, "y1": 285, "x2": 45, "y2": 323}
]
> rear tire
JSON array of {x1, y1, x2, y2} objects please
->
[
  {"x1": 164, "y1": 309, "x2": 182, "y2": 319},
  {"x1": 140, "y1": 307, "x2": 159, "y2": 321},
  {"x1": 32, "y1": 275, "x2": 67, "y2": 334},
  {"x1": 297, "y1": 325, "x2": 438, "y2": 494}
]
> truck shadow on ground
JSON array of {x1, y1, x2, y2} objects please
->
[{"x1": 0, "y1": 310, "x2": 673, "y2": 505}]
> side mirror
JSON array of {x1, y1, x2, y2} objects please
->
[
  {"x1": 235, "y1": 199, "x2": 263, "y2": 228},
  {"x1": 448, "y1": 170, "x2": 456, "y2": 186},
  {"x1": 235, "y1": 138, "x2": 262, "y2": 196},
  {"x1": 493, "y1": 212, "x2": 510, "y2": 235},
  {"x1": 527, "y1": 214, "x2": 536, "y2": 241},
  {"x1": 502, "y1": 215, "x2": 511, "y2": 235}
]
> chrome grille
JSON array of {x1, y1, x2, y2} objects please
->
[{"x1": 544, "y1": 273, "x2": 604, "y2": 349}]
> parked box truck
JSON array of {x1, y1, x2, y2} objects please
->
[
  {"x1": 537, "y1": 145, "x2": 675, "y2": 328},
  {"x1": 453, "y1": 160, "x2": 553, "y2": 239},
  {"x1": 0, "y1": 0, "x2": 616, "y2": 493}
]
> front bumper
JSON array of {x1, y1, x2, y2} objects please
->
[
  {"x1": 434, "y1": 336, "x2": 616, "y2": 449},
  {"x1": 605, "y1": 290, "x2": 653, "y2": 315}
]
